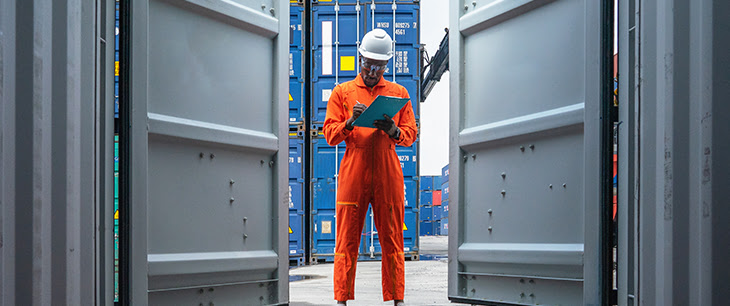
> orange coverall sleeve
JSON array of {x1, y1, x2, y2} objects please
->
[
  {"x1": 391, "y1": 88, "x2": 418, "y2": 147},
  {"x1": 323, "y1": 85, "x2": 352, "y2": 146}
]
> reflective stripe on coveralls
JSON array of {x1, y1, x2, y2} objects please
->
[{"x1": 323, "y1": 74, "x2": 418, "y2": 302}]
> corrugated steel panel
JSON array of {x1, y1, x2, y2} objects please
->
[
  {"x1": 617, "y1": 0, "x2": 730, "y2": 304},
  {"x1": 129, "y1": 0, "x2": 290, "y2": 303},
  {"x1": 448, "y1": 0, "x2": 603, "y2": 304},
  {"x1": 1, "y1": 0, "x2": 111, "y2": 303}
]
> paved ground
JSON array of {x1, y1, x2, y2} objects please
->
[{"x1": 289, "y1": 236, "x2": 466, "y2": 306}]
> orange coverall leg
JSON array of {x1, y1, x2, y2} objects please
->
[{"x1": 334, "y1": 197, "x2": 405, "y2": 302}]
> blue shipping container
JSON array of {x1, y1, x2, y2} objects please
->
[
  {"x1": 311, "y1": 177, "x2": 337, "y2": 262},
  {"x1": 441, "y1": 218, "x2": 448, "y2": 236},
  {"x1": 432, "y1": 205, "x2": 442, "y2": 223},
  {"x1": 360, "y1": 206, "x2": 419, "y2": 260},
  {"x1": 404, "y1": 176, "x2": 417, "y2": 208},
  {"x1": 441, "y1": 180, "x2": 449, "y2": 203},
  {"x1": 289, "y1": 212, "x2": 305, "y2": 257},
  {"x1": 420, "y1": 220, "x2": 434, "y2": 236},
  {"x1": 442, "y1": 200, "x2": 448, "y2": 220},
  {"x1": 311, "y1": 2, "x2": 420, "y2": 123},
  {"x1": 433, "y1": 219, "x2": 441, "y2": 236},
  {"x1": 433, "y1": 176, "x2": 441, "y2": 190},
  {"x1": 289, "y1": 137, "x2": 304, "y2": 179},
  {"x1": 420, "y1": 205, "x2": 432, "y2": 221},
  {"x1": 441, "y1": 164, "x2": 449, "y2": 182},
  {"x1": 419, "y1": 190, "x2": 432, "y2": 206},
  {"x1": 419, "y1": 176, "x2": 433, "y2": 191},
  {"x1": 289, "y1": 179, "x2": 304, "y2": 214},
  {"x1": 289, "y1": 5, "x2": 304, "y2": 123},
  {"x1": 312, "y1": 136, "x2": 418, "y2": 178}
]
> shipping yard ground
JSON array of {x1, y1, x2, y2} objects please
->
[{"x1": 290, "y1": 235, "x2": 468, "y2": 306}]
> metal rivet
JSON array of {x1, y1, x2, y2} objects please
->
[
  {"x1": 549, "y1": 184, "x2": 553, "y2": 189},
  {"x1": 243, "y1": 217, "x2": 247, "y2": 222},
  {"x1": 269, "y1": 8, "x2": 275, "y2": 15},
  {"x1": 520, "y1": 293, "x2": 525, "y2": 298},
  {"x1": 259, "y1": 283, "x2": 265, "y2": 288},
  {"x1": 520, "y1": 279, "x2": 525, "y2": 283},
  {"x1": 464, "y1": 5, "x2": 469, "y2": 10},
  {"x1": 530, "y1": 293, "x2": 535, "y2": 298},
  {"x1": 209, "y1": 288, "x2": 214, "y2": 292},
  {"x1": 529, "y1": 279, "x2": 535, "y2": 284},
  {"x1": 199, "y1": 152, "x2": 205, "y2": 158},
  {"x1": 210, "y1": 153, "x2": 215, "y2": 159},
  {"x1": 563, "y1": 183, "x2": 567, "y2": 188},
  {"x1": 261, "y1": 4, "x2": 266, "y2": 9},
  {"x1": 520, "y1": 146, "x2": 525, "y2": 152},
  {"x1": 230, "y1": 179, "x2": 235, "y2": 185},
  {"x1": 488, "y1": 209, "x2": 493, "y2": 215},
  {"x1": 230, "y1": 197, "x2": 235, "y2": 203},
  {"x1": 199, "y1": 289, "x2": 204, "y2": 294},
  {"x1": 463, "y1": 155, "x2": 468, "y2": 162},
  {"x1": 529, "y1": 144, "x2": 535, "y2": 150},
  {"x1": 471, "y1": 154, "x2": 476, "y2": 160},
  {"x1": 488, "y1": 226, "x2": 493, "y2": 232},
  {"x1": 501, "y1": 172, "x2": 506, "y2": 179},
  {"x1": 269, "y1": 160, "x2": 275, "y2": 167},
  {"x1": 501, "y1": 190, "x2": 506, "y2": 197},
  {"x1": 243, "y1": 234, "x2": 248, "y2": 239},
  {"x1": 260, "y1": 296, "x2": 265, "y2": 301},
  {"x1": 472, "y1": 1, "x2": 477, "y2": 6}
]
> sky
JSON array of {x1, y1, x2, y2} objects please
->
[{"x1": 417, "y1": 0, "x2": 450, "y2": 176}]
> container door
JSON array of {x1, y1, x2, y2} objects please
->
[
  {"x1": 449, "y1": 0, "x2": 602, "y2": 305},
  {"x1": 129, "y1": 0, "x2": 289, "y2": 304}
]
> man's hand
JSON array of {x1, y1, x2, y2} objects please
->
[
  {"x1": 374, "y1": 114, "x2": 400, "y2": 139},
  {"x1": 345, "y1": 102, "x2": 367, "y2": 130}
]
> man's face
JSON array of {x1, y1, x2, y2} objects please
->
[{"x1": 360, "y1": 57, "x2": 388, "y2": 88}]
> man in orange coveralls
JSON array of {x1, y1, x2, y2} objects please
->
[{"x1": 323, "y1": 28, "x2": 417, "y2": 306}]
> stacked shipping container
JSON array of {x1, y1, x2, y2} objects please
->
[
  {"x1": 288, "y1": 0, "x2": 421, "y2": 264},
  {"x1": 418, "y1": 176, "x2": 441, "y2": 236}
]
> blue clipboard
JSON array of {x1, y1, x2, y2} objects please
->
[{"x1": 351, "y1": 95, "x2": 410, "y2": 128}]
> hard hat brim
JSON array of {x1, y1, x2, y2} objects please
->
[{"x1": 359, "y1": 48, "x2": 393, "y2": 61}]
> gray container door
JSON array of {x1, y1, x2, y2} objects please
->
[
  {"x1": 129, "y1": 0, "x2": 289, "y2": 304},
  {"x1": 448, "y1": 0, "x2": 602, "y2": 304}
]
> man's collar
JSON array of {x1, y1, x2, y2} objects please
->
[{"x1": 355, "y1": 74, "x2": 387, "y2": 88}]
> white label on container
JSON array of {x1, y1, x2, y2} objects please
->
[
  {"x1": 322, "y1": 221, "x2": 332, "y2": 234},
  {"x1": 404, "y1": 247, "x2": 410, "y2": 252},
  {"x1": 290, "y1": 250, "x2": 296, "y2": 254},
  {"x1": 322, "y1": 21, "x2": 333, "y2": 75},
  {"x1": 322, "y1": 89, "x2": 332, "y2": 102},
  {"x1": 289, "y1": 52, "x2": 294, "y2": 76}
]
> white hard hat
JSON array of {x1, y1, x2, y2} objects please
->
[{"x1": 359, "y1": 29, "x2": 393, "y2": 61}]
